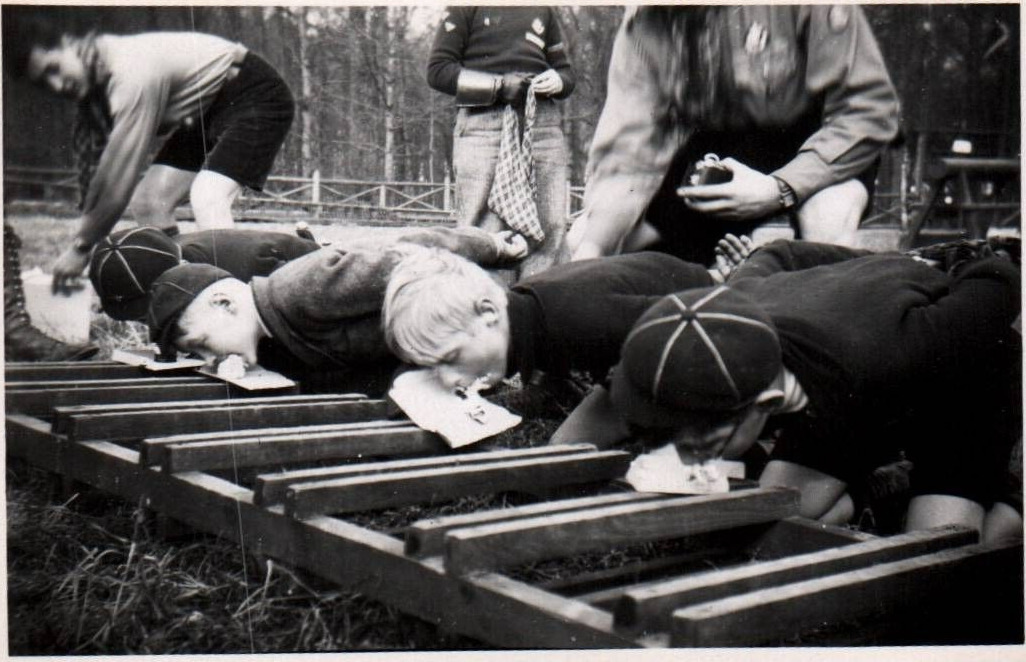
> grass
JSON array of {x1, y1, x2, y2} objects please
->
[{"x1": 4, "y1": 209, "x2": 581, "y2": 653}]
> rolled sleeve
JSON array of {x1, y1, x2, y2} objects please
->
[
  {"x1": 78, "y1": 74, "x2": 169, "y2": 245},
  {"x1": 773, "y1": 5, "x2": 900, "y2": 200}
]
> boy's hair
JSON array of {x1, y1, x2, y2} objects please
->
[
  {"x1": 383, "y1": 248, "x2": 507, "y2": 365},
  {"x1": 2, "y1": 9, "x2": 64, "y2": 79}
]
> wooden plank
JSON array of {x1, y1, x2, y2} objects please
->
[
  {"x1": 670, "y1": 539, "x2": 1023, "y2": 647},
  {"x1": 140, "y1": 419, "x2": 414, "y2": 467},
  {"x1": 259, "y1": 443, "x2": 595, "y2": 507},
  {"x1": 618, "y1": 525, "x2": 978, "y2": 634},
  {"x1": 7, "y1": 382, "x2": 235, "y2": 417},
  {"x1": 752, "y1": 516, "x2": 875, "y2": 560},
  {"x1": 4, "y1": 414, "x2": 635, "y2": 649},
  {"x1": 444, "y1": 487, "x2": 800, "y2": 576},
  {"x1": 6, "y1": 376, "x2": 210, "y2": 390},
  {"x1": 54, "y1": 397, "x2": 389, "y2": 441},
  {"x1": 570, "y1": 519, "x2": 874, "y2": 608},
  {"x1": 405, "y1": 491, "x2": 664, "y2": 557},
  {"x1": 284, "y1": 450, "x2": 632, "y2": 519},
  {"x1": 5, "y1": 361, "x2": 146, "y2": 381},
  {"x1": 162, "y1": 424, "x2": 446, "y2": 473}
]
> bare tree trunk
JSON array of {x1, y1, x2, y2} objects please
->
[
  {"x1": 382, "y1": 6, "x2": 399, "y2": 180},
  {"x1": 297, "y1": 8, "x2": 315, "y2": 177}
]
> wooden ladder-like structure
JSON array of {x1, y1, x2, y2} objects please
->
[{"x1": 6, "y1": 361, "x2": 1023, "y2": 648}]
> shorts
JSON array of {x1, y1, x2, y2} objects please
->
[
  {"x1": 153, "y1": 52, "x2": 295, "y2": 191},
  {"x1": 643, "y1": 110, "x2": 879, "y2": 266}
]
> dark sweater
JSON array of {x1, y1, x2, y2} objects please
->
[
  {"x1": 731, "y1": 240, "x2": 1022, "y2": 498},
  {"x1": 427, "y1": 6, "x2": 575, "y2": 99},
  {"x1": 505, "y1": 252, "x2": 714, "y2": 381},
  {"x1": 251, "y1": 227, "x2": 509, "y2": 368},
  {"x1": 178, "y1": 230, "x2": 319, "y2": 281}
]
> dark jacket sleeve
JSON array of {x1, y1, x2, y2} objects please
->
[
  {"x1": 730, "y1": 239, "x2": 874, "y2": 282},
  {"x1": 180, "y1": 230, "x2": 319, "y2": 281},
  {"x1": 426, "y1": 6, "x2": 473, "y2": 95},
  {"x1": 545, "y1": 8, "x2": 575, "y2": 99}
]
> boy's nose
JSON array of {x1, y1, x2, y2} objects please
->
[{"x1": 434, "y1": 365, "x2": 465, "y2": 391}]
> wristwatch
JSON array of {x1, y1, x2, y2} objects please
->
[
  {"x1": 72, "y1": 237, "x2": 94, "y2": 254},
  {"x1": 773, "y1": 176, "x2": 798, "y2": 211}
]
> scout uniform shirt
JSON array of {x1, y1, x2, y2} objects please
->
[
  {"x1": 79, "y1": 33, "x2": 247, "y2": 246},
  {"x1": 582, "y1": 5, "x2": 899, "y2": 250}
]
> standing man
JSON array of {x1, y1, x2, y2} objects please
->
[
  {"x1": 3, "y1": 11, "x2": 295, "y2": 292},
  {"x1": 570, "y1": 5, "x2": 900, "y2": 265},
  {"x1": 428, "y1": 6, "x2": 576, "y2": 279}
]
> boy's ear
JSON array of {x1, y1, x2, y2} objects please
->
[
  {"x1": 474, "y1": 297, "x2": 500, "y2": 325},
  {"x1": 208, "y1": 291, "x2": 236, "y2": 313},
  {"x1": 754, "y1": 388, "x2": 785, "y2": 412}
]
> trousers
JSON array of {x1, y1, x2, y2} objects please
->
[{"x1": 452, "y1": 99, "x2": 569, "y2": 281}]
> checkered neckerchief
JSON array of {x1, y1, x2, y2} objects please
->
[{"x1": 488, "y1": 84, "x2": 545, "y2": 244}]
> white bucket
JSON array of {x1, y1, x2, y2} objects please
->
[{"x1": 20, "y1": 268, "x2": 93, "y2": 344}]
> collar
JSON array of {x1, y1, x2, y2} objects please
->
[
  {"x1": 777, "y1": 367, "x2": 808, "y2": 413},
  {"x1": 505, "y1": 290, "x2": 539, "y2": 380}
]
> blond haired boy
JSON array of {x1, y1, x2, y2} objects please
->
[{"x1": 383, "y1": 248, "x2": 717, "y2": 393}]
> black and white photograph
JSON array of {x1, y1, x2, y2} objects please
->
[{"x1": 2, "y1": 2, "x2": 1022, "y2": 655}]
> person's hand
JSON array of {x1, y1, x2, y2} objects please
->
[
  {"x1": 498, "y1": 72, "x2": 532, "y2": 105},
  {"x1": 51, "y1": 245, "x2": 91, "y2": 295},
  {"x1": 677, "y1": 158, "x2": 782, "y2": 221},
  {"x1": 709, "y1": 233, "x2": 755, "y2": 283},
  {"x1": 494, "y1": 230, "x2": 529, "y2": 261},
  {"x1": 531, "y1": 69, "x2": 564, "y2": 97}
]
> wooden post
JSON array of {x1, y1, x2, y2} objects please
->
[
  {"x1": 312, "y1": 169, "x2": 321, "y2": 218},
  {"x1": 443, "y1": 172, "x2": 451, "y2": 213}
]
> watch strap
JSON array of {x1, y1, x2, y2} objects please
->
[{"x1": 773, "y1": 176, "x2": 798, "y2": 211}]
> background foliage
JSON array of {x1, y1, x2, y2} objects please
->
[{"x1": 3, "y1": 4, "x2": 1020, "y2": 188}]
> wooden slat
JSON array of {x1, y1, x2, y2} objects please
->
[
  {"x1": 5, "y1": 413, "x2": 635, "y2": 648},
  {"x1": 284, "y1": 450, "x2": 632, "y2": 519},
  {"x1": 259, "y1": 444, "x2": 595, "y2": 507},
  {"x1": 7, "y1": 382, "x2": 235, "y2": 416},
  {"x1": 443, "y1": 487, "x2": 800, "y2": 576},
  {"x1": 6, "y1": 376, "x2": 209, "y2": 390},
  {"x1": 618, "y1": 525, "x2": 978, "y2": 634},
  {"x1": 140, "y1": 419, "x2": 414, "y2": 466},
  {"x1": 670, "y1": 539, "x2": 1023, "y2": 647},
  {"x1": 5, "y1": 361, "x2": 149, "y2": 381},
  {"x1": 406, "y1": 491, "x2": 664, "y2": 557},
  {"x1": 54, "y1": 396, "x2": 387, "y2": 441},
  {"x1": 162, "y1": 424, "x2": 446, "y2": 473}
]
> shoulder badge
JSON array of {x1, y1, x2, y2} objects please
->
[
  {"x1": 444, "y1": 21, "x2": 455, "y2": 32},
  {"x1": 532, "y1": 17, "x2": 545, "y2": 35},
  {"x1": 828, "y1": 5, "x2": 851, "y2": 32}
]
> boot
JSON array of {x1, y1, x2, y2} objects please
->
[{"x1": 4, "y1": 225, "x2": 99, "y2": 362}]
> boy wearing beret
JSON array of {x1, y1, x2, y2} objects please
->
[
  {"x1": 90, "y1": 226, "x2": 320, "y2": 322},
  {"x1": 596, "y1": 240, "x2": 1021, "y2": 541},
  {"x1": 146, "y1": 227, "x2": 528, "y2": 393}
]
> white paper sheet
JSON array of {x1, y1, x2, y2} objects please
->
[
  {"x1": 388, "y1": 369, "x2": 521, "y2": 448},
  {"x1": 625, "y1": 443, "x2": 745, "y2": 495}
]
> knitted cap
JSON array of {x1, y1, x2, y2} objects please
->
[
  {"x1": 89, "y1": 227, "x2": 182, "y2": 321},
  {"x1": 148, "y1": 263, "x2": 233, "y2": 358},
  {"x1": 610, "y1": 286, "x2": 782, "y2": 428}
]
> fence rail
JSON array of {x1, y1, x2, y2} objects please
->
[
  {"x1": 5, "y1": 149, "x2": 1019, "y2": 242},
  {"x1": 2, "y1": 166, "x2": 588, "y2": 223}
]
